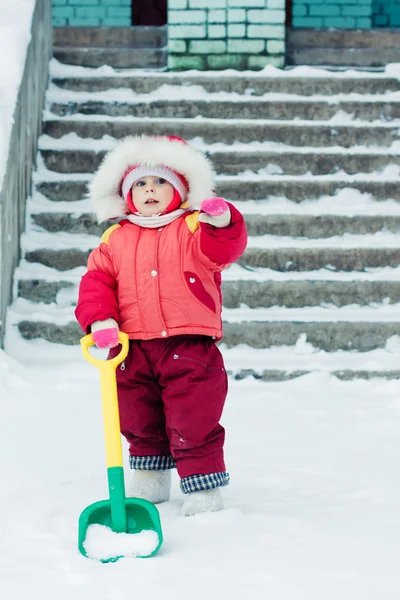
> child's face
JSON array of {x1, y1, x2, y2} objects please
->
[{"x1": 131, "y1": 176, "x2": 175, "y2": 216}]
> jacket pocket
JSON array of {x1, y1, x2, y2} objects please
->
[{"x1": 184, "y1": 271, "x2": 216, "y2": 313}]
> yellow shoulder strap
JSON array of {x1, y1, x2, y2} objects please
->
[
  {"x1": 101, "y1": 224, "x2": 121, "y2": 245},
  {"x1": 185, "y1": 211, "x2": 200, "y2": 234}
]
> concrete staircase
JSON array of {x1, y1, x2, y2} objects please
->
[
  {"x1": 53, "y1": 26, "x2": 167, "y2": 69},
  {"x1": 8, "y1": 60, "x2": 400, "y2": 380}
]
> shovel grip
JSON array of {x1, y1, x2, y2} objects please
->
[{"x1": 80, "y1": 331, "x2": 130, "y2": 369}]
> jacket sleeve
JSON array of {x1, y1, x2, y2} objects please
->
[
  {"x1": 198, "y1": 202, "x2": 247, "y2": 270},
  {"x1": 75, "y1": 241, "x2": 120, "y2": 334}
]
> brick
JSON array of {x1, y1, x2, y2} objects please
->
[
  {"x1": 67, "y1": 0, "x2": 100, "y2": 5},
  {"x1": 373, "y1": 15, "x2": 389, "y2": 25},
  {"x1": 189, "y1": 40, "x2": 227, "y2": 53},
  {"x1": 209, "y1": 24, "x2": 227, "y2": 37},
  {"x1": 189, "y1": 0, "x2": 226, "y2": 7},
  {"x1": 52, "y1": 17, "x2": 67, "y2": 25},
  {"x1": 169, "y1": 10, "x2": 206, "y2": 23},
  {"x1": 325, "y1": 16, "x2": 356, "y2": 27},
  {"x1": 228, "y1": 0, "x2": 265, "y2": 6},
  {"x1": 106, "y1": 7, "x2": 131, "y2": 17},
  {"x1": 247, "y1": 54, "x2": 283, "y2": 68},
  {"x1": 227, "y1": 39, "x2": 265, "y2": 53},
  {"x1": 266, "y1": 39, "x2": 285, "y2": 54},
  {"x1": 227, "y1": 9, "x2": 246, "y2": 21},
  {"x1": 68, "y1": 17, "x2": 101, "y2": 25},
  {"x1": 75, "y1": 7, "x2": 106, "y2": 17},
  {"x1": 208, "y1": 10, "x2": 227, "y2": 22},
  {"x1": 168, "y1": 0, "x2": 188, "y2": 7},
  {"x1": 228, "y1": 23, "x2": 246, "y2": 36},
  {"x1": 101, "y1": 17, "x2": 131, "y2": 25},
  {"x1": 357, "y1": 17, "x2": 372, "y2": 27},
  {"x1": 168, "y1": 55, "x2": 206, "y2": 70},
  {"x1": 342, "y1": 5, "x2": 372, "y2": 16},
  {"x1": 267, "y1": 0, "x2": 285, "y2": 7},
  {"x1": 169, "y1": 24, "x2": 206, "y2": 38},
  {"x1": 293, "y1": 5, "x2": 307, "y2": 16},
  {"x1": 207, "y1": 54, "x2": 246, "y2": 69},
  {"x1": 292, "y1": 16, "x2": 324, "y2": 26},
  {"x1": 247, "y1": 24, "x2": 285, "y2": 37},
  {"x1": 309, "y1": 5, "x2": 341, "y2": 16},
  {"x1": 247, "y1": 9, "x2": 284, "y2": 22},
  {"x1": 248, "y1": 24, "x2": 284, "y2": 37},
  {"x1": 52, "y1": 0, "x2": 67, "y2": 5},
  {"x1": 168, "y1": 39, "x2": 187, "y2": 52},
  {"x1": 52, "y1": 6, "x2": 74, "y2": 18}
]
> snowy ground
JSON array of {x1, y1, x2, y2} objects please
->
[{"x1": 2, "y1": 331, "x2": 400, "y2": 599}]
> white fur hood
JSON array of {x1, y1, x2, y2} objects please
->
[{"x1": 88, "y1": 135, "x2": 216, "y2": 222}]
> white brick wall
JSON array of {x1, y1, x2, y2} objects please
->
[{"x1": 168, "y1": 0, "x2": 286, "y2": 70}]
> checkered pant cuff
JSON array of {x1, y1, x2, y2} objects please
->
[
  {"x1": 180, "y1": 471, "x2": 230, "y2": 494},
  {"x1": 129, "y1": 455, "x2": 175, "y2": 470}
]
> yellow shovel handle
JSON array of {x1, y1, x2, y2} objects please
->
[{"x1": 80, "y1": 331, "x2": 130, "y2": 468}]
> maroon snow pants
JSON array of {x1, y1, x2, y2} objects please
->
[{"x1": 109, "y1": 335, "x2": 228, "y2": 479}]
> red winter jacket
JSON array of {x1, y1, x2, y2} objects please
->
[{"x1": 75, "y1": 203, "x2": 247, "y2": 341}]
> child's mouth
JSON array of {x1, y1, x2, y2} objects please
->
[{"x1": 145, "y1": 199, "x2": 159, "y2": 205}]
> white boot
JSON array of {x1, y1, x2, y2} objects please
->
[
  {"x1": 182, "y1": 488, "x2": 223, "y2": 517},
  {"x1": 127, "y1": 470, "x2": 171, "y2": 504}
]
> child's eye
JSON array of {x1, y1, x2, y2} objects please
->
[
  {"x1": 136, "y1": 180, "x2": 145, "y2": 187},
  {"x1": 156, "y1": 178, "x2": 166, "y2": 184}
]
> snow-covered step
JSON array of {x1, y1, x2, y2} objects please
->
[
  {"x1": 53, "y1": 25, "x2": 168, "y2": 70},
  {"x1": 13, "y1": 313, "x2": 400, "y2": 352},
  {"x1": 39, "y1": 147, "x2": 400, "y2": 177},
  {"x1": 35, "y1": 177, "x2": 400, "y2": 203},
  {"x1": 50, "y1": 73, "x2": 400, "y2": 97},
  {"x1": 16, "y1": 277, "x2": 400, "y2": 310},
  {"x1": 221, "y1": 339, "x2": 400, "y2": 381},
  {"x1": 48, "y1": 97, "x2": 400, "y2": 122},
  {"x1": 42, "y1": 119, "x2": 400, "y2": 149},
  {"x1": 22, "y1": 242, "x2": 400, "y2": 273},
  {"x1": 30, "y1": 211, "x2": 400, "y2": 239}
]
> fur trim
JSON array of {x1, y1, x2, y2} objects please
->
[{"x1": 88, "y1": 135, "x2": 216, "y2": 222}]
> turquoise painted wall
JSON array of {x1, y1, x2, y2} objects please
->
[
  {"x1": 52, "y1": 0, "x2": 132, "y2": 26},
  {"x1": 372, "y1": 0, "x2": 400, "y2": 26},
  {"x1": 292, "y1": 0, "x2": 373, "y2": 28}
]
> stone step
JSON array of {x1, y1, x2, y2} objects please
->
[
  {"x1": 50, "y1": 74, "x2": 400, "y2": 96},
  {"x1": 232, "y1": 368, "x2": 400, "y2": 382},
  {"x1": 53, "y1": 26, "x2": 167, "y2": 48},
  {"x1": 36, "y1": 179, "x2": 400, "y2": 203},
  {"x1": 40, "y1": 148, "x2": 400, "y2": 177},
  {"x1": 42, "y1": 119, "x2": 400, "y2": 149},
  {"x1": 288, "y1": 47, "x2": 400, "y2": 68},
  {"x1": 53, "y1": 47, "x2": 167, "y2": 70},
  {"x1": 23, "y1": 246, "x2": 400, "y2": 272},
  {"x1": 16, "y1": 319, "x2": 400, "y2": 352},
  {"x1": 48, "y1": 98, "x2": 400, "y2": 121},
  {"x1": 17, "y1": 277, "x2": 400, "y2": 309},
  {"x1": 286, "y1": 29, "x2": 400, "y2": 68},
  {"x1": 239, "y1": 248, "x2": 400, "y2": 272},
  {"x1": 31, "y1": 212, "x2": 400, "y2": 239}
]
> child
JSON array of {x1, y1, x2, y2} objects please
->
[{"x1": 75, "y1": 135, "x2": 247, "y2": 516}]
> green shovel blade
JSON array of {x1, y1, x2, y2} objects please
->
[{"x1": 78, "y1": 497, "x2": 163, "y2": 562}]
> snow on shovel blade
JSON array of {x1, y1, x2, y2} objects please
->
[{"x1": 78, "y1": 497, "x2": 163, "y2": 561}]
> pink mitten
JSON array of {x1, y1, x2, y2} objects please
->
[
  {"x1": 91, "y1": 318, "x2": 119, "y2": 349},
  {"x1": 92, "y1": 328, "x2": 119, "y2": 349},
  {"x1": 199, "y1": 198, "x2": 231, "y2": 228}
]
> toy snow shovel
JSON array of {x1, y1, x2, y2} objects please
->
[{"x1": 78, "y1": 332, "x2": 163, "y2": 561}]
